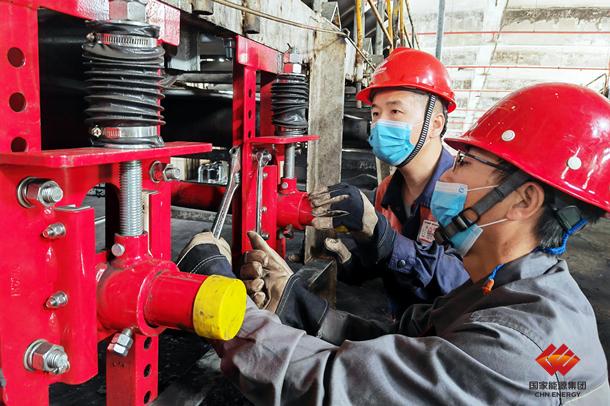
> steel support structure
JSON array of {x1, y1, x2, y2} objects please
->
[{"x1": 0, "y1": 2, "x2": 245, "y2": 405}]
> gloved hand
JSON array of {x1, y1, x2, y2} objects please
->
[
  {"x1": 309, "y1": 183, "x2": 378, "y2": 239},
  {"x1": 310, "y1": 183, "x2": 397, "y2": 264},
  {"x1": 175, "y1": 232, "x2": 235, "y2": 278},
  {"x1": 324, "y1": 237, "x2": 377, "y2": 285},
  {"x1": 240, "y1": 231, "x2": 293, "y2": 311},
  {"x1": 240, "y1": 231, "x2": 328, "y2": 335}
]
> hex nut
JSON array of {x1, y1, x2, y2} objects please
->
[
  {"x1": 25, "y1": 339, "x2": 70, "y2": 375},
  {"x1": 108, "y1": 329, "x2": 134, "y2": 357}
]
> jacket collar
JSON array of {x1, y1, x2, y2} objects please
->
[{"x1": 380, "y1": 147, "x2": 454, "y2": 210}]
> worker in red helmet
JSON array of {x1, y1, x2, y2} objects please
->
[
  {"x1": 191, "y1": 83, "x2": 609, "y2": 404},
  {"x1": 309, "y1": 48, "x2": 468, "y2": 316}
]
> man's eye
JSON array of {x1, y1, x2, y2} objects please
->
[
  {"x1": 391, "y1": 109, "x2": 401, "y2": 115},
  {"x1": 455, "y1": 157, "x2": 470, "y2": 168},
  {"x1": 371, "y1": 112, "x2": 379, "y2": 117}
]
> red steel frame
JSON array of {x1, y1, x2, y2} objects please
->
[
  {"x1": 231, "y1": 36, "x2": 317, "y2": 258},
  {"x1": 0, "y1": 1, "x2": 316, "y2": 405},
  {"x1": 0, "y1": 1, "x2": 213, "y2": 405}
]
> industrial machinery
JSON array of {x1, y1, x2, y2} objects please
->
[{"x1": 0, "y1": 1, "x2": 318, "y2": 404}]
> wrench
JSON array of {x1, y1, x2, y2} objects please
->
[
  {"x1": 255, "y1": 150, "x2": 272, "y2": 237},
  {"x1": 211, "y1": 146, "x2": 241, "y2": 239}
]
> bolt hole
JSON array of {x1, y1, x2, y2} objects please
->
[
  {"x1": 144, "y1": 391, "x2": 151, "y2": 404},
  {"x1": 143, "y1": 337, "x2": 152, "y2": 349},
  {"x1": 248, "y1": 110, "x2": 252, "y2": 119},
  {"x1": 9, "y1": 92, "x2": 26, "y2": 112},
  {"x1": 11, "y1": 137, "x2": 27, "y2": 152},
  {"x1": 248, "y1": 89, "x2": 253, "y2": 98},
  {"x1": 7, "y1": 47, "x2": 25, "y2": 67},
  {"x1": 248, "y1": 130, "x2": 252, "y2": 137},
  {"x1": 144, "y1": 364, "x2": 151, "y2": 377}
]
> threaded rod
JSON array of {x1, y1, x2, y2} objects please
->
[{"x1": 120, "y1": 160, "x2": 143, "y2": 236}]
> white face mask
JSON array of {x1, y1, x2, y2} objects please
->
[{"x1": 431, "y1": 181, "x2": 509, "y2": 256}]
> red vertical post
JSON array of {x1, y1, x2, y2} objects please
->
[
  {"x1": 106, "y1": 334, "x2": 159, "y2": 406},
  {"x1": 233, "y1": 37, "x2": 259, "y2": 255},
  {"x1": 0, "y1": 2, "x2": 41, "y2": 152}
]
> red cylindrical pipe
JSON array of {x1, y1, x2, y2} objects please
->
[
  {"x1": 144, "y1": 272, "x2": 207, "y2": 330},
  {"x1": 277, "y1": 184, "x2": 314, "y2": 230},
  {"x1": 171, "y1": 182, "x2": 225, "y2": 210}
]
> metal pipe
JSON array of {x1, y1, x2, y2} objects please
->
[
  {"x1": 285, "y1": 144, "x2": 296, "y2": 179},
  {"x1": 366, "y1": 0, "x2": 392, "y2": 55},
  {"x1": 373, "y1": 0, "x2": 386, "y2": 54},
  {"x1": 454, "y1": 88, "x2": 512, "y2": 93},
  {"x1": 417, "y1": 30, "x2": 610, "y2": 36},
  {"x1": 435, "y1": 0, "x2": 445, "y2": 59},
  {"x1": 398, "y1": 0, "x2": 406, "y2": 46},
  {"x1": 385, "y1": 0, "x2": 393, "y2": 49},
  {"x1": 119, "y1": 160, "x2": 143, "y2": 236},
  {"x1": 355, "y1": 0, "x2": 364, "y2": 57},
  {"x1": 404, "y1": 0, "x2": 419, "y2": 48},
  {"x1": 446, "y1": 65, "x2": 607, "y2": 71}
]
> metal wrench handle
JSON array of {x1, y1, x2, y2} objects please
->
[
  {"x1": 255, "y1": 150, "x2": 272, "y2": 236},
  {"x1": 211, "y1": 146, "x2": 241, "y2": 239}
]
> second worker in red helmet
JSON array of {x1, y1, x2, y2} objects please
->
[{"x1": 310, "y1": 48, "x2": 469, "y2": 317}]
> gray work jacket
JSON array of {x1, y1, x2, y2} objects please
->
[{"x1": 214, "y1": 251, "x2": 609, "y2": 405}]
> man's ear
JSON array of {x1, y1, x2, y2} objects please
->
[
  {"x1": 428, "y1": 111, "x2": 446, "y2": 140},
  {"x1": 506, "y1": 181, "x2": 545, "y2": 221}
]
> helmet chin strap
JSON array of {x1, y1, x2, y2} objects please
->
[
  {"x1": 397, "y1": 94, "x2": 436, "y2": 168},
  {"x1": 434, "y1": 171, "x2": 530, "y2": 244}
]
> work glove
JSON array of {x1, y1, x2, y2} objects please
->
[
  {"x1": 240, "y1": 231, "x2": 293, "y2": 311},
  {"x1": 309, "y1": 183, "x2": 378, "y2": 239},
  {"x1": 310, "y1": 183, "x2": 397, "y2": 264},
  {"x1": 240, "y1": 231, "x2": 328, "y2": 335},
  {"x1": 175, "y1": 232, "x2": 235, "y2": 278},
  {"x1": 324, "y1": 237, "x2": 379, "y2": 285}
]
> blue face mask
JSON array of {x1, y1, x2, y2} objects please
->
[
  {"x1": 430, "y1": 181, "x2": 506, "y2": 257},
  {"x1": 368, "y1": 119, "x2": 415, "y2": 166}
]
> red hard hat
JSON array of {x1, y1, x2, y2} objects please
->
[
  {"x1": 356, "y1": 48, "x2": 456, "y2": 112},
  {"x1": 444, "y1": 83, "x2": 610, "y2": 212}
]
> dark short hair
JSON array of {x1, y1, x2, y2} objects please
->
[{"x1": 494, "y1": 164, "x2": 605, "y2": 250}]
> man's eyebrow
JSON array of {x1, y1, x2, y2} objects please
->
[
  {"x1": 386, "y1": 100, "x2": 406, "y2": 108},
  {"x1": 371, "y1": 100, "x2": 407, "y2": 109}
]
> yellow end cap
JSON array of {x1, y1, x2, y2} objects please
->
[{"x1": 192, "y1": 275, "x2": 246, "y2": 340}]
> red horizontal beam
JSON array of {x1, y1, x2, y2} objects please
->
[
  {"x1": 447, "y1": 65, "x2": 607, "y2": 71},
  {"x1": 417, "y1": 30, "x2": 610, "y2": 36}
]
